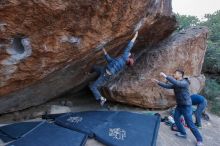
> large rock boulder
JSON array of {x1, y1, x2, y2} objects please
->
[
  {"x1": 0, "y1": 0, "x2": 176, "y2": 113},
  {"x1": 103, "y1": 27, "x2": 208, "y2": 108}
]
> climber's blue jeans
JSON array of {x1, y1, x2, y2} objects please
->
[
  {"x1": 174, "y1": 105, "x2": 203, "y2": 142},
  {"x1": 195, "y1": 99, "x2": 207, "y2": 126},
  {"x1": 89, "y1": 65, "x2": 112, "y2": 101}
]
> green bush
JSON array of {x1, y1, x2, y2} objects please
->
[
  {"x1": 202, "y1": 42, "x2": 220, "y2": 74},
  {"x1": 201, "y1": 78, "x2": 220, "y2": 116},
  {"x1": 175, "y1": 11, "x2": 220, "y2": 116}
]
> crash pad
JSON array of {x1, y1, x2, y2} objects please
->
[
  {"x1": 0, "y1": 121, "x2": 42, "y2": 139},
  {"x1": 7, "y1": 122, "x2": 87, "y2": 146},
  {"x1": 55, "y1": 111, "x2": 160, "y2": 146},
  {"x1": 0, "y1": 131, "x2": 14, "y2": 143},
  {"x1": 55, "y1": 111, "x2": 114, "y2": 137}
]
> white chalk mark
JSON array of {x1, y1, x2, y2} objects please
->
[
  {"x1": 69, "y1": 36, "x2": 80, "y2": 44},
  {"x1": 1, "y1": 37, "x2": 32, "y2": 83},
  {"x1": 95, "y1": 38, "x2": 112, "y2": 51},
  {"x1": 60, "y1": 35, "x2": 81, "y2": 45},
  {"x1": 2, "y1": 38, "x2": 32, "y2": 65},
  {"x1": 134, "y1": 18, "x2": 145, "y2": 32}
]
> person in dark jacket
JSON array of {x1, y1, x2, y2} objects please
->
[
  {"x1": 89, "y1": 31, "x2": 138, "y2": 106},
  {"x1": 152, "y1": 69, "x2": 203, "y2": 146},
  {"x1": 191, "y1": 94, "x2": 208, "y2": 128}
]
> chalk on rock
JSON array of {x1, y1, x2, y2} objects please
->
[
  {"x1": 95, "y1": 38, "x2": 112, "y2": 52},
  {"x1": 3, "y1": 37, "x2": 32, "y2": 65},
  {"x1": 134, "y1": 18, "x2": 145, "y2": 32},
  {"x1": 60, "y1": 35, "x2": 80, "y2": 45},
  {"x1": 69, "y1": 36, "x2": 80, "y2": 44},
  {"x1": 22, "y1": 38, "x2": 31, "y2": 47}
]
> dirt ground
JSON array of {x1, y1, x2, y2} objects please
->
[{"x1": 0, "y1": 93, "x2": 219, "y2": 146}]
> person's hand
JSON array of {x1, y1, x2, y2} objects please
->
[
  {"x1": 134, "y1": 31, "x2": 138, "y2": 39},
  {"x1": 151, "y1": 78, "x2": 159, "y2": 84},
  {"x1": 102, "y1": 48, "x2": 107, "y2": 55},
  {"x1": 131, "y1": 31, "x2": 138, "y2": 42},
  {"x1": 160, "y1": 72, "x2": 167, "y2": 78}
]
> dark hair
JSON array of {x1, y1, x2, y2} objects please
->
[
  {"x1": 175, "y1": 69, "x2": 184, "y2": 77},
  {"x1": 185, "y1": 78, "x2": 191, "y2": 84}
]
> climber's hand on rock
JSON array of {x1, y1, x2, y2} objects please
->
[
  {"x1": 102, "y1": 48, "x2": 107, "y2": 55},
  {"x1": 131, "y1": 31, "x2": 138, "y2": 42},
  {"x1": 151, "y1": 78, "x2": 159, "y2": 83},
  {"x1": 134, "y1": 31, "x2": 138, "y2": 38},
  {"x1": 160, "y1": 72, "x2": 167, "y2": 78}
]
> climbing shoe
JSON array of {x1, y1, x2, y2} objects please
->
[
  {"x1": 100, "y1": 96, "x2": 107, "y2": 106},
  {"x1": 195, "y1": 123, "x2": 202, "y2": 129},
  {"x1": 175, "y1": 132, "x2": 187, "y2": 139},
  {"x1": 196, "y1": 141, "x2": 203, "y2": 146}
]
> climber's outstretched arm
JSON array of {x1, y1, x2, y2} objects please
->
[
  {"x1": 102, "y1": 48, "x2": 113, "y2": 63},
  {"x1": 151, "y1": 78, "x2": 174, "y2": 89},
  {"x1": 131, "y1": 31, "x2": 138, "y2": 43},
  {"x1": 122, "y1": 31, "x2": 138, "y2": 59}
]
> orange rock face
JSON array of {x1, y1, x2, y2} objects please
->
[
  {"x1": 103, "y1": 27, "x2": 208, "y2": 108},
  {"x1": 0, "y1": 0, "x2": 193, "y2": 113}
]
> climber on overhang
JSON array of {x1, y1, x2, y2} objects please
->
[{"x1": 89, "y1": 31, "x2": 138, "y2": 106}]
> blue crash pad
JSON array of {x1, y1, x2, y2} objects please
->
[
  {"x1": 7, "y1": 122, "x2": 87, "y2": 146},
  {"x1": 0, "y1": 121, "x2": 42, "y2": 139},
  {"x1": 93, "y1": 112, "x2": 160, "y2": 146},
  {"x1": 55, "y1": 111, "x2": 114, "y2": 137},
  {"x1": 55, "y1": 111, "x2": 160, "y2": 146},
  {"x1": 0, "y1": 131, "x2": 14, "y2": 143}
]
